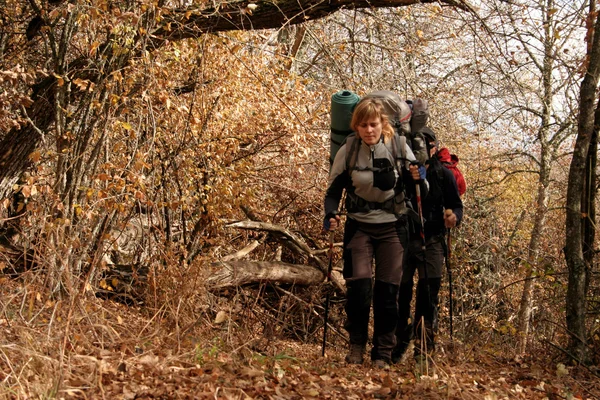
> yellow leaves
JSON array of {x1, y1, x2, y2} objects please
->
[
  {"x1": 21, "y1": 185, "x2": 37, "y2": 198},
  {"x1": 99, "y1": 279, "x2": 113, "y2": 291},
  {"x1": 73, "y1": 78, "x2": 95, "y2": 92},
  {"x1": 53, "y1": 73, "x2": 65, "y2": 87},
  {"x1": 214, "y1": 311, "x2": 228, "y2": 324},
  {"x1": 20, "y1": 96, "x2": 34, "y2": 108},
  {"x1": 496, "y1": 322, "x2": 516, "y2": 335},
  {"x1": 48, "y1": 8, "x2": 62, "y2": 20},
  {"x1": 157, "y1": 92, "x2": 171, "y2": 108},
  {"x1": 555, "y1": 363, "x2": 568, "y2": 377},
  {"x1": 133, "y1": 158, "x2": 149, "y2": 172}
]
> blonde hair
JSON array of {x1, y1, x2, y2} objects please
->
[{"x1": 350, "y1": 98, "x2": 394, "y2": 142}]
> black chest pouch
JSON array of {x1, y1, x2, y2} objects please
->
[{"x1": 372, "y1": 157, "x2": 396, "y2": 191}]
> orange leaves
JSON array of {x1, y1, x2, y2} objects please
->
[
  {"x1": 96, "y1": 173, "x2": 111, "y2": 181},
  {"x1": 73, "y1": 78, "x2": 95, "y2": 92}
]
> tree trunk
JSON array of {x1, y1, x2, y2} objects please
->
[
  {"x1": 582, "y1": 110, "x2": 598, "y2": 268},
  {"x1": 564, "y1": 4, "x2": 600, "y2": 365},
  {"x1": 0, "y1": 77, "x2": 55, "y2": 200},
  {"x1": 517, "y1": 175, "x2": 549, "y2": 353},
  {"x1": 517, "y1": 0, "x2": 554, "y2": 354}
]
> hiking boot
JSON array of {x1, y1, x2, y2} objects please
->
[
  {"x1": 372, "y1": 359, "x2": 389, "y2": 369},
  {"x1": 391, "y1": 340, "x2": 409, "y2": 364},
  {"x1": 345, "y1": 343, "x2": 366, "y2": 364}
]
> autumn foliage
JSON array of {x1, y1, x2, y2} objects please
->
[{"x1": 0, "y1": 0, "x2": 598, "y2": 398}]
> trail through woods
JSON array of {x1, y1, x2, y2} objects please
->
[{"x1": 0, "y1": 280, "x2": 598, "y2": 399}]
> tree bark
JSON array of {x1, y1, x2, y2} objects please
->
[
  {"x1": 151, "y1": 0, "x2": 467, "y2": 44},
  {"x1": 564, "y1": 3, "x2": 600, "y2": 365},
  {"x1": 0, "y1": 77, "x2": 55, "y2": 200},
  {"x1": 516, "y1": 0, "x2": 554, "y2": 354},
  {"x1": 207, "y1": 260, "x2": 324, "y2": 289}
]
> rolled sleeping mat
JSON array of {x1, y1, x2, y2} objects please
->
[{"x1": 330, "y1": 90, "x2": 360, "y2": 165}]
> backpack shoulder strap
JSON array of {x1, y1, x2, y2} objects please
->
[
  {"x1": 392, "y1": 134, "x2": 407, "y2": 170},
  {"x1": 345, "y1": 133, "x2": 361, "y2": 171}
]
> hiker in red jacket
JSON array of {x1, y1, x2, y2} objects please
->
[{"x1": 392, "y1": 127, "x2": 464, "y2": 366}]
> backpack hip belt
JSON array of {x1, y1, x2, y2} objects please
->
[{"x1": 346, "y1": 192, "x2": 397, "y2": 213}]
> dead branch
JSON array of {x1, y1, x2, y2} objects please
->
[
  {"x1": 223, "y1": 220, "x2": 345, "y2": 293},
  {"x1": 222, "y1": 240, "x2": 261, "y2": 261},
  {"x1": 207, "y1": 260, "x2": 323, "y2": 289}
]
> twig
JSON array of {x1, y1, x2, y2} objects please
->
[{"x1": 543, "y1": 339, "x2": 599, "y2": 378}]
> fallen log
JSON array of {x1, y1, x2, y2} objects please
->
[
  {"x1": 207, "y1": 260, "x2": 323, "y2": 290},
  {"x1": 220, "y1": 220, "x2": 346, "y2": 293}
]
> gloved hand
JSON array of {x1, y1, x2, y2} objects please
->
[{"x1": 409, "y1": 163, "x2": 426, "y2": 181}]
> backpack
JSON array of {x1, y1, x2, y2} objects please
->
[
  {"x1": 437, "y1": 147, "x2": 466, "y2": 196},
  {"x1": 362, "y1": 91, "x2": 429, "y2": 165},
  {"x1": 329, "y1": 90, "x2": 429, "y2": 167}
]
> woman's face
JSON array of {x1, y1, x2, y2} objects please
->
[{"x1": 356, "y1": 116, "x2": 383, "y2": 146}]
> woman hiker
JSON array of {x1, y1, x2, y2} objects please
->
[{"x1": 323, "y1": 97, "x2": 428, "y2": 368}]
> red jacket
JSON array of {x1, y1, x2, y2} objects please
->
[{"x1": 437, "y1": 148, "x2": 466, "y2": 196}]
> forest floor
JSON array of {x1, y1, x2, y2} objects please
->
[{"x1": 1, "y1": 278, "x2": 599, "y2": 400}]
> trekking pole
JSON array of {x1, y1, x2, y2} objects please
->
[
  {"x1": 414, "y1": 180, "x2": 431, "y2": 352},
  {"x1": 321, "y1": 230, "x2": 334, "y2": 357},
  {"x1": 446, "y1": 228, "x2": 454, "y2": 343}
]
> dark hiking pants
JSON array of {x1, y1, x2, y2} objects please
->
[
  {"x1": 396, "y1": 235, "x2": 444, "y2": 356},
  {"x1": 343, "y1": 218, "x2": 408, "y2": 362}
]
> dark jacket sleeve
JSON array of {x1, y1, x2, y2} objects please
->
[
  {"x1": 324, "y1": 171, "x2": 348, "y2": 219},
  {"x1": 324, "y1": 145, "x2": 350, "y2": 220},
  {"x1": 442, "y1": 167, "x2": 463, "y2": 226}
]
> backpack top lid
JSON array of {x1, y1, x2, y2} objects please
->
[
  {"x1": 407, "y1": 98, "x2": 429, "y2": 133},
  {"x1": 362, "y1": 90, "x2": 412, "y2": 135}
]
